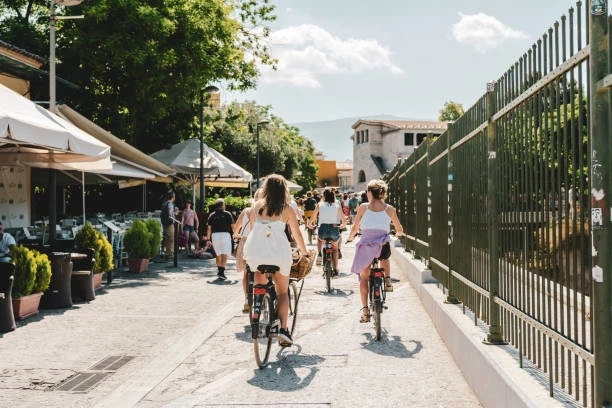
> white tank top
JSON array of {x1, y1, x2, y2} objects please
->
[
  {"x1": 318, "y1": 202, "x2": 340, "y2": 224},
  {"x1": 360, "y1": 205, "x2": 391, "y2": 232}
]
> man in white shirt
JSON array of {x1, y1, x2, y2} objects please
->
[{"x1": 0, "y1": 222, "x2": 16, "y2": 262}]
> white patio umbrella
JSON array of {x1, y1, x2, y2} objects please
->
[
  {"x1": 0, "y1": 84, "x2": 111, "y2": 169},
  {"x1": 151, "y1": 139, "x2": 253, "y2": 202}
]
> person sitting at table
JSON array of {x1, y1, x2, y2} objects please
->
[{"x1": 0, "y1": 222, "x2": 16, "y2": 262}]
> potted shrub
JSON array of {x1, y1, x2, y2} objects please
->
[
  {"x1": 123, "y1": 219, "x2": 153, "y2": 273},
  {"x1": 74, "y1": 223, "x2": 114, "y2": 288},
  {"x1": 145, "y1": 219, "x2": 162, "y2": 260},
  {"x1": 11, "y1": 245, "x2": 51, "y2": 320}
]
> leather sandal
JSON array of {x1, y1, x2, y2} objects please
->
[{"x1": 360, "y1": 306, "x2": 370, "y2": 323}]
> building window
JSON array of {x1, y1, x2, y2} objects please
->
[
  {"x1": 365, "y1": 129, "x2": 369, "y2": 143},
  {"x1": 416, "y1": 133, "x2": 427, "y2": 145},
  {"x1": 404, "y1": 132, "x2": 414, "y2": 146},
  {"x1": 358, "y1": 170, "x2": 366, "y2": 183}
]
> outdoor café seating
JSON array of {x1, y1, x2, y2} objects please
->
[
  {"x1": 0, "y1": 262, "x2": 15, "y2": 333},
  {"x1": 39, "y1": 252, "x2": 73, "y2": 309},
  {"x1": 70, "y1": 248, "x2": 95, "y2": 302}
]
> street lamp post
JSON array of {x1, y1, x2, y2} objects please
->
[
  {"x1": 48, "y1": 0, "x2": 83, "y2": 244},
  {"x1": 255, "y1": 120, "x2": 269, "y2": 189},
  {"x1": 199, "y1": 85, "x2": 220, "y2": 213},
  {"x1": 49, "y1": 0, "x2": 84, "y2": 112}
]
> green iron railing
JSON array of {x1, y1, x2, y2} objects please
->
[{"x1": 385, "y1": 2, "x2": 611, "y2": 406}]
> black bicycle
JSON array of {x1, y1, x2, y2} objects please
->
[
  {"x1": 368, "y1": 257, "x2": 387, "y2": 340},
  {"x1": 321, "y1": 237, "x2": 335, "y2": 293},
  {"x1": 246, "y1": 264, "x2": 301, "y2": 335},
  {"x1": 250, "y1": 263, "x2": 303, "y2": 368}
]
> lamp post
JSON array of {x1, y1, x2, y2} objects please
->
[
  {"x1": 255, "y1": 120, "x2": 269, "y2": 189},
  {"x1": 49, "y1": 0, "x2": 84, "y2": 112},
  {"x1": 48, "y1": 0, "x2": 83, "y2": 244},
  {"x1": 199, "y1": 85, "x2": 220, "y2": 213}
]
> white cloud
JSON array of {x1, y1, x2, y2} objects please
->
[
  {"x1": 452, "y1": 12, "x2": 528, "y2": 54},
  {"x1": 261, "y1": 24, "x2": 403, "y2": 87}
]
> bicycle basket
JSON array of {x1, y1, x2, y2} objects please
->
[{"x1": 290, "y1": 250, "x2": 316, "y2": 280}]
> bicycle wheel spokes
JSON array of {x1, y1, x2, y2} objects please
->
[{"x1": 253, "y1": 293, "x2": 273, "y2": 368}]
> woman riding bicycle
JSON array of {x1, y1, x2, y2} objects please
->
[
  {"x1": 308, "y1": 187, "x2": 346, "y2": 276},
  {"x1": 346, "y1": 179, "x2": 404, "y2": 323},
  {"x1": 243, "y1": 174, "x2": 307, "y2": 347}
]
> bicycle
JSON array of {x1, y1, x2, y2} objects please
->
[
  {"x1": 321, "y1": 237, "x2": 335, "y2": 293},
  {"x1": 367, "y1": 257, "x2": 387, "y2": 341},
  {"x1": 249, "y1": 262, "x2": 304, "y2": 368},
  {"x1": 246, "y1": 260, "x2": 303, "y2": 335}
]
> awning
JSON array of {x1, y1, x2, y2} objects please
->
[
  {"x1": 0, "y1": 83, "x2": 111, "y2": 170},
  {"x1": 57, "y1": 105, "x2": 174, "y2": 178}
]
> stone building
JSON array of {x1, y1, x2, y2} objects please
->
[{"x1": 351, "y1": 119, "x2": 447, "y2": 192}]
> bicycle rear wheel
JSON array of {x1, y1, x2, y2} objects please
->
[
  {"x1": 324, "y1": 255, "x2": 332, "y2": 293},
  {"x1": 288, "y1": 281, "x2": 299, "y2": 335},
  {"x1": 253, "y1": 293, "x2": 273, "y2": 368},
  {"x1": 371, "y1": 279, "x2": 383, "y2": 341}
]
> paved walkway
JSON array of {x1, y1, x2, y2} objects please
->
[{"x1": 0, "y1": 227, "x2": 481, "y2": 407}]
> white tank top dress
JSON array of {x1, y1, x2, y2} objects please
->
[{"x1": 243, "y1": 218, "x2": 292, "y2": 277}]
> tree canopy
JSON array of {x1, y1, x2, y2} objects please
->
[
  {"x1": 439, "y1": 101, "x2": 464, "y2": 122},
  {"x1": 0, "y1": 0, "x2": 318, "y2": 191}
]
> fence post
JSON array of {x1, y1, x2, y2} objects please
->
[
  {"x1": 485, "y1": 80, "x2": 505, "y2": 345},
  {"x1": 589, "y1": 1, "x2": 612, "y2": 405},
  {"x1": 446, "y1": 124, "x2": 459, "y2": 304}
]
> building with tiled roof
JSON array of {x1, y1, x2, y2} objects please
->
[{"x1": 351, "y1": 119, "x2": 448, "y2": 192}]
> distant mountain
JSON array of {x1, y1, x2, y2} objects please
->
[{"x1": 292, "y1": 114, "x2": 416, "y2": 162}]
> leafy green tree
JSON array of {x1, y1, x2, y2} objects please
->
[
  {"x1": 439, "y1": 101, "x2": 464, "y2": 121},
  {"x1": 203, "y1": 101, "x2": 318, "y2": 192},
  {"x1": 0, "y1": 0, "x2": 277, "y2": 154}
]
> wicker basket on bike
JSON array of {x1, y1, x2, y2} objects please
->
[{"x1": 290, "y1": 249, "x2": 316, "y2": 280}]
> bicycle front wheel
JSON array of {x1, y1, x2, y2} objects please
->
[
  {"x1": 288, "y1": 281, "x2": 299, "y2": 336},
  {"x1": 253, "y1": 293, "x2": 273, "y2": 368}
]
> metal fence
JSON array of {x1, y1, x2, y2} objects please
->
[{"x1": 385, "y1": 2, "x2": 612, "y2": 406}]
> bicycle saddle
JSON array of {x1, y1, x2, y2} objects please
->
[{"x1": 257, "y1": 265, "x2": 280, "y2": 274}]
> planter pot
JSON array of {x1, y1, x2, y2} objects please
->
[
  {"x1": 12, "y1": 292, "x2": 43, "y2": 321},
  {"x1": 93, "y1": 273, "x2": 104, "y2": 290},
  {"x1": 128, "y1": 258, "x2": 149, "y2": 274}
]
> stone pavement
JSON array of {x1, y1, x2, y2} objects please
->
[{"x1": 0, "y1": 227, "x2": 481, "y2": 407}]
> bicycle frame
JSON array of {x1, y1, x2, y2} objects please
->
[{"x1": 369, "y1": 258, "x2": 386, "y2": 340}]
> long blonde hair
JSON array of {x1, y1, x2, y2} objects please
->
[{"x1": 259, "y1": 174, "x2": 289, "y2": 217}]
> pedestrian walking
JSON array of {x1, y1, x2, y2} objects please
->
[{"x1": 206, "y1": 198, "x2": 235, "y2": 280}]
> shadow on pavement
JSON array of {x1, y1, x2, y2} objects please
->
[
  {"x1": 247, "y1": 345, "x2": 322, "y2": 391},
  {"x1": 361, "y1": 335, "x2": 423, "y2": 359},
  {"x1": 312, "y1": 288, "x2": 354, "y2": 297}
]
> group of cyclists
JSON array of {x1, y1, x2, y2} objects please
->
[{"x1": 231, "y1": 175, "x2": 403, "y2": 347}]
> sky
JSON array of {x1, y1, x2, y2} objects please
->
[{"x1": 221, "y1": 0, "x2": 580, "y2": 126}]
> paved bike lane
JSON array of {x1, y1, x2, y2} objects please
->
[
  {"x1": 0, "y1": 227, "x2": 481, "y2": 407},
  {"x1": 135, "y1": 229, "x2": 481, "y2": 408}
]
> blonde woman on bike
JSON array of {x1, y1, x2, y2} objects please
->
[
  {"x1": 243, "y1": 174, "x2": 308, "y2": 346},
  {"x1": 346, "y1": 179, "x2": 404, "y2": 323}
]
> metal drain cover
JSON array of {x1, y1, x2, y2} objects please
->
[{"x1": 54, "y1": 355, "x2": 134, "y2": 393}]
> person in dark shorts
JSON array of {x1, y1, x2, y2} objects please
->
[{"x1": 206, "y1": 198, "x2": 235, "y2": 280}]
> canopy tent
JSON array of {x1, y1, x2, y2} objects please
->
[
  {"x1": 151, "y1": 139, "x2": 252, "y2": 189},
  {"x1": 0, "y1": 84, "x2": 111, "y2": 170},
  {"x1": 253, "y1": 176, "x2": 303, "y2": 192}
]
